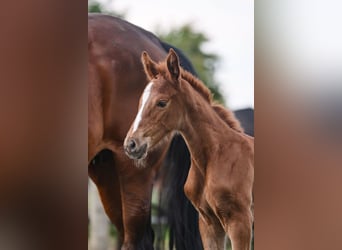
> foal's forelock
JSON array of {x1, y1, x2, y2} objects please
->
[{"x1": 132, "y1": 81, "x2": 154, "y2": 133}]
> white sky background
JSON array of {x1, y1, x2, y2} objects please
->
[{"x1": 98, "y1": 0, "x2": 254, "y2": 110}]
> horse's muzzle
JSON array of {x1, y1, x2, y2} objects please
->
[{"x1": 124, "y1": 138, "x2": 148, "y2": 160}]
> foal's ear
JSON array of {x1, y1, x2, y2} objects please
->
[
  {"x1": 166, "y1": 48, "x2": 180, "y2": 81},
  {"x1": 141, "y1": 51, "x2": 158, "y2": 79}
]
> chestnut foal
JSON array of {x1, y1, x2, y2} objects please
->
[{"x1": 124, "y1": 49, "x2": 254, "y2": 250}]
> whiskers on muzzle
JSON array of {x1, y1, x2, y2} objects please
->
[{"x1": 124, "y1": 137, "x2": 148, "y2": 160}]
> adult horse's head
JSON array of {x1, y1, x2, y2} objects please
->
[{"x1": 124, "y1": 49, "x2": 184, "y2": 161}]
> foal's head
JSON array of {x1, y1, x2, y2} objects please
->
[{"x1": 124, "y1": 49, "x2": 186, "y2": 160}]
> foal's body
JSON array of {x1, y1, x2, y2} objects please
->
[
  {"x1": 124, "y1": 49, "x2": 254, "y2": 250},
  {"x1": 180, "y1": 90, "x2": 254, "y2": 250}
]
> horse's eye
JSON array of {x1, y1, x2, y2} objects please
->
[{"x1": 156, "y1": 100, "x2": 168, "y2": 108}]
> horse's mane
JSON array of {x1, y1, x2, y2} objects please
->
[{"x1": 156, "y1": 62, "x2": 244, "y2": 133}]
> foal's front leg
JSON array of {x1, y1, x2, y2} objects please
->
[
  {"x1": 198, "y1": 213, "x2": 226, "y2": 250},
  {"x1": 225, "y1": 210, "x2": 253, "y2": 250}
]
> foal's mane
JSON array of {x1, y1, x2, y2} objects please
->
[{"x1": 156, "y1": 62, "x2": 244, "y2": 133}]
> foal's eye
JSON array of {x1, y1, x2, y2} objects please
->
[{"x1": 156, "y1": 100, "x2": 168, "y2": 108}]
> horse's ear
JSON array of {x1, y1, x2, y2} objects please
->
[
  {"x1": 166, "y1": 48, "x2": 180, "y2": 81},
  {"x1": 141, "y1": 51, "x2": 158, "y2": 80}
]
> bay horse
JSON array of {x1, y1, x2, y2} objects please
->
[
  {"x1": 124, "y1": 50, "x2": 254, "y2": 250},
  {"x1": 88, "y1": 14, "x2": 202, "y2": 249}
]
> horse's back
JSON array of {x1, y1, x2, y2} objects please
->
[{"x1": 88, "y1": 14, "x2": 167, "y2": 159}]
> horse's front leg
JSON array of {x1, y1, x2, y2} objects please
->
[
  {"x1": 118, "y1": 157, "x2": 156, "y2": 250},
  {"x1": 88, "y1": 151, "x2": 124, "y2": 249}
]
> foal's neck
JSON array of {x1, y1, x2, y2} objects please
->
[{"x1": 178, "y1": 89, "x2": 235, "y2": 172}]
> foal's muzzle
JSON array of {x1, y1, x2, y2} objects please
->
[{"x1": 124, "y1": 138, "x2": 147, "y2": 160}]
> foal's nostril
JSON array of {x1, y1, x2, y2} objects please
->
[
  {"x1": 128, "y1": 139, "x2": 136, "y2": 151},
  {"x1": 124, "y1": 138, "x2": 147, "y2": 160}
]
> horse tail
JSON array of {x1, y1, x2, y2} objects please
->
[{"x1": 157, "y1": 41, "x2": 203, "y2": 250}]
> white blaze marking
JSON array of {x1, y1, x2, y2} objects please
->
[{"x1": 132, "y1": 82, "x2": 153, "y2": 133}]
